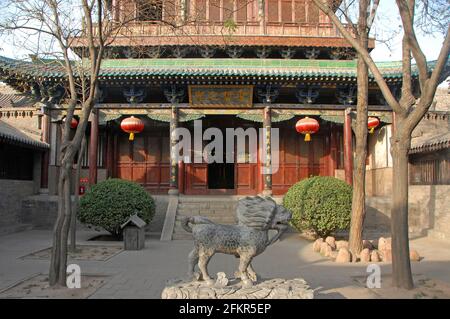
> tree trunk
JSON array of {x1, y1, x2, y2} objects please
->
[
  {"x1": 349, "y1": 0, "x2": 369, "y2": 257},
  {"x1": 70, "y1": 136, "x2": 87, "y2": 252},
  {"x1": 49, "y1": 169, "x2": 65, "y2": 286},
  {"x1": 391, "y1": 126, "x2": 414, "y2": 289},
  {"x1": 49, "y1": 146, "x2": 77, "y2": 286}
]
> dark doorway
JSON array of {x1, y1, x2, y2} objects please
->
[
  {"x1": 207, "y1": 124, "x2": 235, "y2": 189},
  {"x1": 208, "y1": 162, "x2": 235, "y2": 189}
]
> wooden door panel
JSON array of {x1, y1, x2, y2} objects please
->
[
  {"x1": 146, "y1": 165, "x2": 161, "y2": 186},
  {"x1": 159, "y1": 165, "x2": 170, "y2": 187},
  {"x1": 272, "y1": 126, "x2": 330, "y2": 195},
  {"x1": 118, "y1": 136, "x2": 131, "y2": 162},
  {"x1": 117, "y1": 165, "x2": 132, "y2": 180},
  {"x1": 147, "y1": 137, "x2": 160, "y2": 163},
  {"x1": 132, "y1": 165, "x2": 146, "y2": 183},
  {"x1": 236, "y1": 164, "x2": 257, "y2": 195},
  {"x1": 115, "y1": 131, "x2": 170, "y2": 194},
  {"x1": 284, "y1": 166, "x2": 300, "y2": 185},
  {"x1": 185, "y1": 164, "x2": 208, "y2": 194}
]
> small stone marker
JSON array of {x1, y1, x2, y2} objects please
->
[{"x1": 121, "y1": 213, "x2": 146, "y2": 250}]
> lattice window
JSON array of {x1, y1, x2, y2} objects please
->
[{"x1": 409, "y1": 151, "x2": 450, "y2": 185}]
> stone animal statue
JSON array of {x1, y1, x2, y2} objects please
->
[{"x1": 181, "y1": 196, "x2": 292, "y2": 287}]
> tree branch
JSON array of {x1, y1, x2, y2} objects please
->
[
  {"x1": 396, "y1": 0, "x2": 428, "y2": 91},
  {"x1": 311, "y1": 0, "x2": 404, "y2": 113},
  {"x1": 404, "y1": 25, "x2": 450, "y2": 135}
]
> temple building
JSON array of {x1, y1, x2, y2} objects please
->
[{"x1": 0, "y1": 0, "x2": 449, "y2": 238}]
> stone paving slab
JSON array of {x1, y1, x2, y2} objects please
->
[{"x1": 1, "y1": 230, "x2": 450, "y2": 299}]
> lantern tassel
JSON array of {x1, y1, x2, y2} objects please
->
[
  {"x1": 304, "y1": 133, "x2": 311, "y2": 142},
  {"x1": 369, "y1": 127, "x2": 375, "y2": 134},
  {"x1": 129, "y1": 132, "x2": 135, "y2": 141}
]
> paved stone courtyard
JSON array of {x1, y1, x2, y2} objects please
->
[{"x1": 1, "y1": 230, "x2": 450, "y2": 299}]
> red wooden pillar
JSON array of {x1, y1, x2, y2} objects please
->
[
  {"x1": 329, "y1": 123, "x2": 337, "y2": 177},
  {"x1": 105, "y1": 125, "x2": 114, "y2": 178},
  {"x1": 344, "y1": 108, "x2": 353, "y2": 185},
  {"x1": 40, "y1": 113, "x2": 50, "y2": 189},
  {"x1": 178, "y1": 160, "x2": 185, "y2": 194},
  {"x1": 89, "y1": 111, "x2": 99, "y2": 186}
]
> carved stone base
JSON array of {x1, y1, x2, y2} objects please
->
[{"x1": 161, "y1": 277, "x2": 314, "y2": 299}]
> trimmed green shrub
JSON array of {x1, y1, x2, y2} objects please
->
[
  {"x1": 79, "y1": 179, "x2": 155, "y2": 238},
  {"x1": 283, "y1": 176, "x2": 352, "y2": 237}
]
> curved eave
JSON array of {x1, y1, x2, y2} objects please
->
[
  {"x1": 1, "y1": 56, "x2": 446, "y2": 84},
  {"x1": 409, "y1": 141, "x2": 450, "y2": 155},
  {"x1": 0, "y1": 131, "x2": 49, "y2": 151}
]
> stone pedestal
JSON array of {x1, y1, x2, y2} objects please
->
[{"x1": 162, "y1": 277, "x2": 314, "y2": 299}]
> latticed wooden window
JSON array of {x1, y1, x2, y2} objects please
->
[
  {"x1": 209, "y1": 0, "x2": 221, "y2": 22},
  {"x1": 281, "y1": 0, "x2": 292, "y2": 22},
  {"x1": 294, "y1": 0, "x2": 306, "y2": 23},
  {"x1": 136, "y1": 0, "x2": 163, "y2": 21},
  {"x1": 268, "y1": 0, "x2": 279, "y2": 22},
  {"x1": 236, "y1": 0, "x2": 248, "y2": 22},
  {"x1": 409, "y1": 150, "x2": 450, "y2": 185},
  {"x1": 193, "y1": 0, "x2": 207, "y2": 20}
]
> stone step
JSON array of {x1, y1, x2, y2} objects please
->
[
  {"x1": 173, "y1": 196, "x2": 240, "y2": 240},
  {"x1": 177, "y1": 205, "x2": 237, "y2": 211},
  {"x1": 176, "y1": 215, "x2": 236, "y2": 220},
  {"x1": 172, "y1": 233, "x2": 193, "y2": 240}
]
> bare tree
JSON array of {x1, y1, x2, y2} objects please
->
[
  {"x1": 0, "y1": 0, "x2": 120, "y2": 287},
  {"x1": 334, "y1": 0, "x2": 380, "y2": 257},
  {"x1": 313, "y1": 0, "x2": 450, "y2": 289},
  {"x1": 0, "y1": 0, "x2": 261, "y2": 287}
]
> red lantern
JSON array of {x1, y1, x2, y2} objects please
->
[
  {"x1": 70, "y1": 118, "x2": 78, "y2": 129},
  {"x1": 121, "y1": 116, "x2": 144, "y2": 141},
  {"x1": 64, "y1": 117, "x2": 78, "y2": 129},
  {"x1": 368, "y1": 117, "x2": 380, "y2": 134},
  {"x1": 295, "y1": 117, "x2": 320, "y2": 142}
]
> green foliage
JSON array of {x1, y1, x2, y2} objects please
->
[
  {"x1": 224, "y1": 18, "x2": 238, "y2": 33},
  {"x1": 79, "y1": 179, "x2": 155, "y2": 238},
  {"x1": 283, "y1": 176, "x2": 352, "y2": 237}
]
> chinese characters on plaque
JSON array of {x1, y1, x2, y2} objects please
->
[{"x1": 189, "y1": 85, "x2": 253, "y2": 107}]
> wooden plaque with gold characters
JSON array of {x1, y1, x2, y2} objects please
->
[{"x1": 188, "y1": 85, "x2": 254, "y2": 108}]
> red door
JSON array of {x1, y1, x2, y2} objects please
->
[
  {"x1": 115, "y1": 130, "x2": 170, "y2": 194},
  {"x1": 272, "y1": 125, "x2": 330, "y2": 195},
  {"x1": 184, "y1": 136, "x2": 209, "y2": 195},
  {"x1": 236, "y1": 134, "x2": 259, "y2": 195},
  {"x1": 185, "y1": 163, "x2": 209, "y2": 195}
]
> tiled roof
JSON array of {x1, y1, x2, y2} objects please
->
[
  {"x1": 0, "y1": 120, "x2": 49, "y2": 150},
  {"x1": 1, "y1": 56, "x2": 446, "y2": 82},
  {"x1": 410, "y1": 131, "x2": 450, "y2": 154},
  {"x1": 0, "y1": 83, "x2": 35, "y2": 108}
]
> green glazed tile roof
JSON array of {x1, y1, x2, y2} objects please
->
[{"x1": 0, "y1": 56, "x2": 446, "y2": 81}]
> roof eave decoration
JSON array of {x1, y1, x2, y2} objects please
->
[
  {"x1": 0, "y1": 131, "x2": 50, "y2": 150},
  {"x1": 0, "y1": 119, "x2": 49, "y2": 150},
  {"x1": 1, "y1": 56, "x2": 446, "y2": 84},
  {"x1": 409, "y1": 140, "x2": 450, "y2": 155}
]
